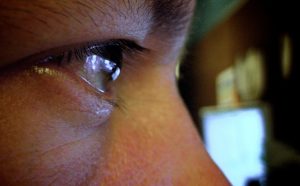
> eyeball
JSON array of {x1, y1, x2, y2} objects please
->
[{"x1": 78, "y1": 54, "x2": 121, "y2": 93}]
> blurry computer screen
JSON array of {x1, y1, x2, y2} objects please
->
[{"x1": 200, "y1": 103, "x2": 271, "y2": 186}]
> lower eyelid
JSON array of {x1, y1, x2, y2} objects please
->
[
  {"x1": 0, "y1": 65, "x2": 116, "y2": 130},
  {"x1": 28, "y1": 65, "x2": 116, "y2": 127},
  {"x1": 59, "y1": 98, "x2": 114, "y2": 128}
]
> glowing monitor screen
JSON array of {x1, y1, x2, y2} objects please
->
[{"x1": 201, "y1": 105, "x2": 267, "y2": 186}]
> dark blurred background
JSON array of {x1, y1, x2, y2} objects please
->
[{"x1": 178, "y1": 0, "x2": 300, "y2": 185}]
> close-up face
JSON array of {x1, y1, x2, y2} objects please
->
[{"x1": 0, "y1": 0, "x2": 229, "y2": 185}]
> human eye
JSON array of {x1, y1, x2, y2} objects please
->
[
  {"x1": 29, "y1": 39, "x2": 145, "y2": 94},
  {"x1": 0, "y1": 39, "x2": 145, "y2": 127}
]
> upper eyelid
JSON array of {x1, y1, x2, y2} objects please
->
[
  {"x1": 81, "y1": 39, "x2": 147, "y2": 55},
  {"x1": 14, "y1": 39, "x2": 148, "y2": 67},
  {"x1": 72, "y1": 40, "x2": 147, "y2": 62}
]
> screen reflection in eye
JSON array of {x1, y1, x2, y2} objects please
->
[
  {"x1": 81, "y1": 54, "x2": 121, "y2": 92},
  {"x1": 31, "y1": 39, "x2": 145, "y2": 93}
]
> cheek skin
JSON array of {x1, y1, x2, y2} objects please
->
[
  {"x1": 93, "y1": 64, "x2": 229, "y2": 185},
  {"x1": 0, "y1": 68, "x2": 111, "y2": 185},
  {"x1": 0, "y1": 62, "x2": 229, "y2": 185}
]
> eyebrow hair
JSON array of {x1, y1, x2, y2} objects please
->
[
  {"x1": 151, "y1": 0, "x2": 195, "y2": 37},
  {"x1": 0, "y1": 0, "x2": 194, "y2": 40}
]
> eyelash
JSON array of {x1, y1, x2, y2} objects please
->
[{"x1": 43, "y1": 39, "x2": 145, "y2": 66}]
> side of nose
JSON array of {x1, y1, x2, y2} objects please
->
[{"x1": 93, "y1": 66, "x2": 230, "y2": 185}]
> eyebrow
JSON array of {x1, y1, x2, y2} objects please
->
[
  {"x1": 1, "y1": 0, "x2": 194, "y2": 35},
  {"x1": 0, "y1": 0, "x2": 195, "y2": 67}
]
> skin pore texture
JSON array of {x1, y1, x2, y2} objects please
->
[{"x1": 0, "y1": 0, "x2": 230, "y2": 185}]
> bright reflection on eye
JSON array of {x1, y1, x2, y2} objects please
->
[
  {"x1": 85, "y1": 55, "x2": 116, "y2": 73},
  {"x1": 78, "y1": 55, "x2": 121, "y2": 93},
  {"x1": 112, "y1": 68, "x2": 120, "y2": 81}
]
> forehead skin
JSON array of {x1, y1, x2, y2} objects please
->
[{"x1": 0, "y1": 0, "x2": 195, "y2": 67}]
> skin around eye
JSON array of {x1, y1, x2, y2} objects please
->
[
  {"x1": 0, "y1": 37, "x2": 146, "y2": 185},
  {"x1": 1, "y1": 56, "x2": 116, "y2": 128},
  {"x1": 0, "y1": 39, "x2": 139, "y2": 185},
  {"x1": 0, "y1": 39, "x2": 143, "y2": 130},
  {"x1": 0, "y1": 61, "x2": 115, "y2": 185}
]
